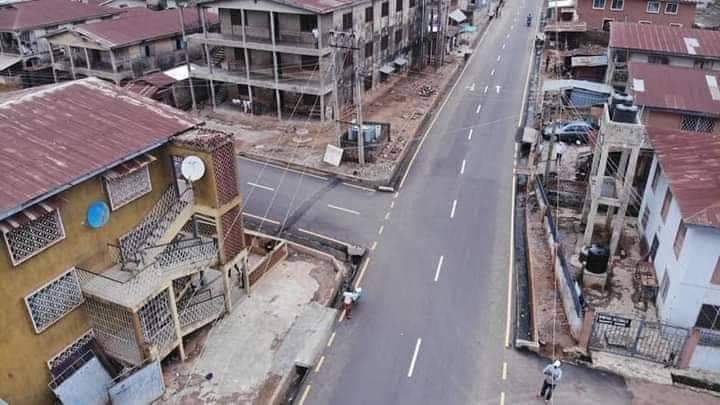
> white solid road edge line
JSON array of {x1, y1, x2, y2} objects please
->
[
  {"x1": 298, "y1": 385, "x2": 311, "y2": 405},
  {"x1": 407, "y1": 338, "x2": 422, "y2": 378},
  {"x1": 327, "y1": 204, "x2": 360, "y2": 215},
  {"x1": 342, "y1": 182, "x2": 376, "y2": 193},
  {"x1": 398, "y1": 18, "x2": 494, "y2": 190},
  {"x1": 434, "y1": 255, "x2": 444, "y2": 282},
  {"x1": 242, "y1": 212, "x2": 281, "y2": 225},
  {"x1": 247, "y1": 182, "x2": 274, "y2": 192},
  {"x1": 297, "y1": 227, "x2": 352, "y2": 247}
]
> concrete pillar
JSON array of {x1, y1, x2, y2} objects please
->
[
  {"x1": 167, "y1": 285, "x2": 186, "y2": 361},
  {"x1": 67, "y1": 46, "x2": 77, "y2": 80},
  {"x1": 48, "y1": 45, "x2": 57, "y2": 83},
  {"x1": 83, "y1": 47, "x2": 91, "y2": 69},
  {"x1": 200, "y1": 7, "x2": 217, "y2": 111},
  {"x1": 609, "y1": 146, "x2": 640, "y2": 254},
  {"x1": 677, "y1": 328, "x2": 701, "y2": 369},
  {"x1": 269, "y1": 11, "x2": 283, "y2": 120},
  {"x1": 240, "y1": 9, "x2": 254, "y2": 108},
  {"x1": 109, "y1": 50, "x2": 119, "y2": 84},
  {"x1": 582, "y1": 135, "x2": 604, "y2": 221},
  {"x1": 618, "y1": 148, "x2": 631, "y2": 178}
]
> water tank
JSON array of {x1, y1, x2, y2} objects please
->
[
  {"x1": 585, "y1": 244, "x2": 610, "y2": 274},
  {"x1": 614, "y1": 104, "x2": 639, "y2": 123},
  {"x1": 610, "y1": 93, "x2": 633, "y2": 119}
]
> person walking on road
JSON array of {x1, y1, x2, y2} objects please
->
[{"x1": 538, "y1": 360, "x2": 562, "y2": 403}]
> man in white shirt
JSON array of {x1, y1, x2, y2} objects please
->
[{"x1": 342, "y1": 288, "x2": 359, "y2": 319}]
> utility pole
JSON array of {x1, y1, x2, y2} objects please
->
[
  {"x1": 330, "y1": 41, "x2": 342, "y2": 146},
  {"x1": 419, "y1": 0, "x2": 426, "y2": 69},
  {"x1": 330, "y1": 31, "x2": 364, "y2": 165},
  {"x1": 439, "y1": 0, "x2": 447, "y2": 66},
  {"x1": 353, "y1": 35, "x2": 365, "y2": 165}
]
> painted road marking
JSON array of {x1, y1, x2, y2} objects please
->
[
  {"x1": 342, "y1": 182, "x2": 376, "y2": 192},
  {"x1": 510, "y1": 25, "x2": 514, "y2": 30},
  {"x1": 491, "y1": 68, "x2": 495, "y2": 76},
  {"x1": 496, "y1": 85, "x2": 502, "y2": 94},
  {"x1": 484, "y1": 85, "x2": 489, "y2": 94},
  {"x1": 476, "y1": 104, "x2": 482, "y2": 114},
  {"x1": 500, "y1": 391, "x2": 505, "y2": 405},
  {"x1": 298, "y1": 228, "x2": 352, "y2": 247},
  {"x1": 502, "y1": 43, "x2": 506, "y2": 49},
  {"x1": 502, "y1": 362, "x2": 507, "y2": 380},
  {"x1": 378, "y1": 225, "x2": 384, "y2": 235},
  {"x1": 247, "y1": 182, "x2": 274, "y2": 192},
  {"x1": 371, "y1": 241, "x2": 378, "y2": 251},
  {"x1": 338, "y1": 309, "x2": 347, "y2": 322},
  {"x1": 354, "y1": 257, "x2": 371, "y2": 288},
  {"x1": 434, "y1": 255, "x2": 444, "y2": 282},
  {"x1": 497, "y1": 55, "x2": 501, "y2": 62},
  {"x1": 242, "y1": 212, "x2": 280, "y2": 225},
  {"x1": 450, "y1": 199, "x2": 457, "y2": 219},
  {"x1": 314, "y1": 356, "x2": 325, "y2": 372},
  {"x1": 327, "y1": 204, "x2": 360, "y2": 215},
  {"x1": 298, "y1": 385, "x2": 311, "y2": 405},
  {"x1": 407, "y1": 338, "x2": 423, "y2": 377},
  {"x1": 327, "y1": 332, "x2": 336, "y2": 347},
  {"x1": 460, "y1": 159, "x2": 466, "y2": 175},
  {"x1": 468, "y1": 129, "x2": 474, "y2": 140},
  {"x1": 385, "y1": 212, "x2": 391, "y2": 220},
  {"x1": 467, "y1": 83, "x2": 475, "y2": 91},
  {"x1": 239, "y1": 156, "x2": 329, "y2": 181},
  {"x1": 390, "y1": 201, "x2": 395, "y2": 209},
  {"x1": 394, "y1": 192, "x2": 400, "y2": 199},
  {"x1": 506, "y1": 33, "x2": 510, "y2": 39}
]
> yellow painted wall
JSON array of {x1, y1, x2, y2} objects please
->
[{"x1": 0, "y1": 146, "x2": 176, "y2": 404}]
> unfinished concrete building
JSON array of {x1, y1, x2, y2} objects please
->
[
  {"x1": 187, "y1": 0, "x2": 430, "y2": 120},
  {"x1": 581, "y1": 97, "x2": 650, "y2": 254}
]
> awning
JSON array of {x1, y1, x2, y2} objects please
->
[
  {"x1": 393, "y1": 56, "x2": 408, "y2": 66},
  {"x1": 0, "y1": 197, "x2": 62, "y2": 232},
  {"x1": 449, "y1": 9, "x2": 467, "y2": 23},
  {"x1": 571, "y1": 55, "x2": 608, "y2": 67},
  {"x1": 103, "y1": 154, "x2": 156, "y2": 180},
  {"x1": 460, "y1": 24, "x2": 478, "y2": 33},
  {"x1": 548, "y1": 0, "x2": 575, "y2": 8},
  {"x1": 379, "y1": 64, "x2": 394, "y2": 74},
  {"x1": 0, "y1": 54, "x2": 22, "y2": 71}
]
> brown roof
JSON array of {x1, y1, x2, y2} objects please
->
[
  {"x1": 195, "y1": 0, "x2": 354, "y2": 14},
  {"x1": 74, "y1": 7, "x2": 217, "y2": 48},
  {"x1": 0, "y1": 77, "x2": 196, "y2": 219},
  {"x1": 0, "y1": 0, "x2": 118, "y2": 31},
  {"x1": 629, "y1": 62, "x2": 720, "y2": 117},
  {"x1": 125, "y1": 71, "x2": 176, "y2": 97},
  {"x1": 610, "y1": 22, "x2": 720, "y2": 59},
  {"x1": 647, "y1": 127, "x2": 720, "y2": 228}
]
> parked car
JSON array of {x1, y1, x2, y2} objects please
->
[{"x1": 542, "y1": 121, "x2": 593, "y2": 143}]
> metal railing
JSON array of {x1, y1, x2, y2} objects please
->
[
  {"x1": 179, "y1": 292, "x2": 225, "y2": 331},
  {"x1": 48, "y1": 349, "x2": 95, "y2": 390},
  {"x1": 698, "y1": 328, "x2": 720, "y2": 347}
]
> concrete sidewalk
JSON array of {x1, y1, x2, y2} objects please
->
[{"x1": 162, "y1": 252, "x2": 340, "y2": 404}]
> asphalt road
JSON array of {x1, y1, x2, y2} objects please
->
[{"x1": 237, "y1": 1, "x2": 634, "y2": 402}]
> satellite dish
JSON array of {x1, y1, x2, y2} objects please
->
[
  {"x1": 87, "y1": 201, "x2": 110, "y2": 229},
  {"x1": 181, "y1": 155, "x2": 205, "y2": 182}
]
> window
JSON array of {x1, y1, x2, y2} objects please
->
[
  {"x1": 301, "y1": 55, "x2": 317, "y2": 70},
  {"x1": 104, "y1": 165, "x2": 153, "y2": 211},
  {"x1": 648, "y1": 54, "x2": 669, "y2": 64},
  {"x1": 696, "y1": 304, "x2": 720, "y2": 330},
  {"x1": 712, "y1": 257, "x2": 720, "y2": 285},
  {"x1": 673, "y1": 220, "x2": 686, "y2": 258},
  {"x1": 659, "y1": 270, "x2": 670, "y2": 302},
  {"x1": 25, "y1": 268, "x2": 84, "y2": 333},
  {"x1": 593, "y1": 0, "x2": 606, "y2": 9},
  {"x1": 230, "y1": 10, "x2": 242, "y2": 26},
  {"x1": 646, "y1": 0, "x2": 660, "y2": 13},
  {"x1": 381, "y1": 34, "x2": 388, "y2": 50},
  {"x1": 3, "y1": 208, "x2": 65, "y2": 266},
  {"x1": 365, "y1": 6, "x2": 374, "y2": 23},
  {"x1": 641, "y1": 206, "x2": 650, "y2": 229},
  {"x1": 665, "y1": 1, "x2": 678, "y2": 14},
  {"x1": 175, "y1": 38, "x2": 185, "y2": 50},
  {"x1": 48, "y1": 329, "x2": 95, "y2": 378},
  {"x1": 650, "y1": 235, "x2": 660, "y2": 261},
  {"x1": 365, "y1": 41, "x2": 373, "y2": 58},
  {"x1": 661, "y1": 189, "x2": 672, "y2": 221},
  {"x1": 670, "y1": 22, "x2": 683, "y2": 27},
  {"x1": 681, "y1": 115, "x2": 715, "y2": 133},
  {"x1": 395, "y1": 29, "x2": 402, "y2": 44},
  {"x1": 602, "y1": 18, "x2": 613, "y2": 31},
  {"x1": 382, "y1": 2, "x2": 389, "y2": 16},
  {"x1": 342, "y1": 12, "x2": 353, "y2": 30},
  {"x1": 300, "y1": 15, "x2": 317, "y2": 32},
  {"x1": 610, "y1": 0, "x2": 623, "y2": 10},
  {"x1": 409, "y1": 0, "x2": 415, "y2": 8},
  {"x1": 651, "y1": 162, "x2": 662, "y2": 191},
  {"x1": 396, "y1": 0, "x2": 403, "y2": 12}
]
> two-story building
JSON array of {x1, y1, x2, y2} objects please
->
[
  {"x1": 607, "y1": 22, "x2": 720, "y2": 89},
  {"x1": 0, "y1": 77, "x2": 247, "y2": 404},
  {"x1": 0, "y1": 0, "x2": 119, "y2": 87},
  {"x1": 187, "y1": 0, "x2": 467, "y2": 120},
  {"x1": 628, "y1": 61, "x2": 720, "y2": 134},
  {"x1": 577, "y1": 0, "x2": 695, "y2": 31},
  {"x1": 637, "y1": 127, "x2": 720, "y2": 372},
  {"x1": 46, "y1": 7, "x2": 217, "y2": 85}
]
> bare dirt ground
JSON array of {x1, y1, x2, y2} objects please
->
[{"x1": 200, "y1": 60, "x2": 462, "y2": 182}]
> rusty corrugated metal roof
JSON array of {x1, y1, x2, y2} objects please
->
[
  {"x1": 0, "y1": 77, "x2": 196, "y2": 219},
  {"x1": 648, "y1": 127, "x2": 720, "y2": 228},
  {"x1": 629, "y1": 62, "x2": 720, "y2": 117},
  {"x1": 610, "y1": 22, "x2": 720, "y2": 59},
  {"x1": 0, "y1": 0, "x2": 118, "y2": 31}
]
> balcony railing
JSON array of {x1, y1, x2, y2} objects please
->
[{"x1": 699, "y1": 328, "x2": 720, "y2": 347}]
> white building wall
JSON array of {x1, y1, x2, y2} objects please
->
[{"x1": 689, "y1": 346, "x2": 720, "y2": 372}]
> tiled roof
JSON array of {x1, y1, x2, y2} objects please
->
[
  {"x1": 74, "y1": 7, "x2": 217, "y2": 48},
  {"x1": 0, "y1": 77, "x2": 196, "y2": 219},
  {"x1": 0, "y1": 0, "x2": 118, "y2": 31},
  {"x1": 629, "y1": 62, "x2": 720, "y2": 117},
  {"x1": 610, "y1": 22, "x2": 720, "y2": 59},
  {"x1": 648, "y1": 127, "x2": 720, "y2": 228}
]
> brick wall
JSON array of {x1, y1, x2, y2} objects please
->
[
  {"x1": 211, "y1": 140, "x2": 239, "y2": 206},
  {"x1": 576, "y1": 0, "x2": 695, "y2": 31},
  {"x1": 221, "y1": 206, "x2": 244, "y2": 262}
]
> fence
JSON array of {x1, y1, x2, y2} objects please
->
[
  {"x1": 589, "y1": 312, "x2": 689, "y2": 366},
  {"x1": 535, "y1": 177, "x2": 585, "y2": 337}
]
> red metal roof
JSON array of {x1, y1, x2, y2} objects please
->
[
  {"x1": 629, "y1": 62, "x2": 720, "y2": 117},
  {"x1": 76, "y1": 7, "x2": 217, "y2": 48},
  {"x1": 647, "y1": 127, "x2": 720, "y2": 228},
  {"x1": 0, "y1": 0, "x2": 118, "y2": 31},
  {"x1": 610, "y1": 22, "x2": 720, "y2": 59},
  {"x1": 0, "y1": 77, "x2": 196, "y2": 218},
  {"x1": 125, "y1": 71, "x2": 176, "y2": 97}
]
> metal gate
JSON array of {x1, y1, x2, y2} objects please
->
[{"x1": 589, "y1": 312, "x2": 689, "y2": 366}]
